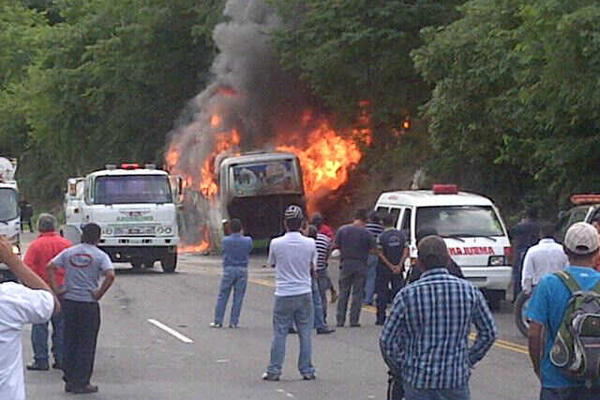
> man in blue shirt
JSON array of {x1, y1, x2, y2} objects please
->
[
  {"x1": 527, "y1": 222, "x2": 600, "y2": 399},
  {"x1": 380, "y1": 235, "x2": 497, "y2": 400},
  {"x1": 210, "y1": 218, "x2": 253, "y2": 329}
]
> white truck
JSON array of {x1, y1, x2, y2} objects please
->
[
  {"x1": 0, "y1": 157, "x2": 21, "y2": 282},
  {"x1": 64, "y1": 163, "x2": 182, "y2": 272}
]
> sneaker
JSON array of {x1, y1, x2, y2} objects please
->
[
  {"x1": 262, "y1": 372, "x2": 280, "y2": 381},
  {"x1": 209, "y1": 322, "x2": 222, "y2": 328},
  {"x1": 336, "y1": 322, "x2": 344, "y2": 328},
  {"x1": 52, "y1": 361, "x2": 63, "y2": 370},
  {"x1": 349, "y1": 323, "x2": 361, "y2": 328},
  {"x1": 316, "y1": 326, "x2": 335, "y2": 334},
  {"x1": 302, "y1": 373, "x2": 316, "y2": 380},
  {"x1": 229, "y1": 324, "x2": 238, "y2": 329},
  {"x1": 70, "y1": 384, "x2": 99, "y2": 394},
  {"x1": 26, "y1": 362, "x2": 49, "y2": 371},
  {"x1": 375, "y1": 320, "x2": 385, "y2": 326}
]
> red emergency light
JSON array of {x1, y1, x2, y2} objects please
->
[
  {"x1": 121, "y1": 163, "x2": 140, "y2": 170},
  {"x1": 570, "y1": 194, "x2": 600, "y2": 205},
  {"x1": 432, "y1": 184, "x2": 459, "y2": 195}
]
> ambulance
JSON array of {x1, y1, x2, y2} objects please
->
[
  {"x1": 374, "y1": 184, "x2": 512, "y2": 309},
  {"x1": 64, "y1": 163, "x2": 182, "y2": 272}
]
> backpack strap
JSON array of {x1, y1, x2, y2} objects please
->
[{"x1": 554, "y1": 270, "x2": 583, "y2": 294}]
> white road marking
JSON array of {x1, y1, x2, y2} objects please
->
[
  {"x1": 286, "y1": 393, "x2": 294, "y2": 398},
  {"x1": 216, "y1": 359, "x2": 230, "y2": 363},
  {"x1": 147, "y1": 319, "x2": 194, "y2": 343},
  {"x1": 276, "y1": 389, "x2": 285, "y2": 393}
]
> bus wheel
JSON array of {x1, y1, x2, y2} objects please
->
[
  {"x1": 161, "y1": 253, "x2": 177, "y2": 273},
  {"x1": 131, "y1": 259, "x2": 143, "y2": 270}
]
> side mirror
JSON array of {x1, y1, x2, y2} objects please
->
[{"x1": 557, "y1": 210, "x2": 566, "y2": 220}]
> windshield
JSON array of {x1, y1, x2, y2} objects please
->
[
  {"x1": 416, "y1": 206, "x2": 504, "y2": 237},
  {"x1": 93, "y1": 175, "x2": 172, "y2": 204},
  {"x1": 229, "y1": 159, "x2": 302, "y2": 197},
  {"x1": 0, "y1": 188, "x2": 18, "y2": 221}
]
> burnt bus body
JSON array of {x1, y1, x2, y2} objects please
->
[{"x1": 218, "y1": 152, "x2": 305, "y2": 248}]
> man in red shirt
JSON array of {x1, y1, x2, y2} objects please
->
[{"x1": 23, "y1": 213, "x2": 71, "y2": 371}]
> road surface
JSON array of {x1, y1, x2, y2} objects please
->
[{"x1": 19, "y1": 232, "x2": 540, "y2": 399}]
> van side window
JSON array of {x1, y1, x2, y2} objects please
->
[
  {"x1": 388, "y1": 208, "x2": 401, "y2": 227},
  {"x1": 376, "y1": 206, "x2": 389, "y2": 214}
]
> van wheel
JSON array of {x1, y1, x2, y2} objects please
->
[
  {"x1": 485, "y1": 290, "x2": 503, "y2": 311},
  {"x1": 161, "y1": 253, "x2": 177, "y2": 273},
  {"x1": 514, "y1": 291, "x2": 531, "y2": 337}
]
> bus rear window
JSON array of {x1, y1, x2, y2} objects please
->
[
  {"x1": 231, "y1": 160, "x2": 301, "y2": 197},
  {"x1": 416, "y1": 206, "x2": 504, "y2": 238}
]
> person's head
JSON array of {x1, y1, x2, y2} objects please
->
[
  {"x1": 284, "y1": 205, "x2": 304, "y2": 232},
  {"x1": 382, "y1": 213, "x2": 395, "y2": 228},
  {"x1": 307, "y1": 225, "x2": 318, "y2": 240},
  {"x1": 539, "y1": 221, "x2": 555, "y2": 239},
  {"x1": 526, "y1": 207, "x2": 538, "y2": 220},
  {"x1": 81, "y1": 223, "x2": 101, "y2": 245},
  {"x1": 563, "y1": 222, "x2": 599, "y2": 267},
  {"x1": 229, "y1": 218, "x2": 242, "y2": 234},
  {"x1": 37, "y1": 213, "x2": 57, "y2": 233},
  {"x1": 367, "y1": 210, "x2": 380, "y2": 224},
  {"x1": 417, "y1": 235, "x2": 449, "y2": 270},
  {"x1": 354, "y1": 208, "x2": 368, "y2": 225},
  {"x1": 311, "y1": 213, "x2": 323, "y2": 230},
  {"x1": 416, "y1": 227, "x2": 438, "y2": 244}
]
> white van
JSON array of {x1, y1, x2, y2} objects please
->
[{"x1": 374, "y1": 184, "x2": 512, "y2": 309}]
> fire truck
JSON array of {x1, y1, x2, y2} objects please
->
[
  {"x1": 556, "y1": 194, "x2": 600, "y2": 241},
  {"x1": 64, "y1": 163, "x2": 182, "y2": 272},
  {"x1": 0, "y1": 157, "x2": 21, "y2": 282}
]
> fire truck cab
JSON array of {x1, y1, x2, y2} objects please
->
[
  {"x1": 64, "y1": 163, "x2": 182, "y2": 272},
  {"x1": 374, "y1": 185, "x2": 512, "y2": 309},
  {"x1": 556, "y1": 194, "x2": 600, "y2": 241}
]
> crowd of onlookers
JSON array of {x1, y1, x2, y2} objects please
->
[{"x1": 1, "y1": 206, "x2": 599, "y2": 400}]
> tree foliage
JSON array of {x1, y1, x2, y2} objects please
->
[
  {"x1": 413, "y1": 0, "x2": 600, "y2": 212},
  {"x1": 0, "y1": 0, "x2": 224, "y2": 202}
]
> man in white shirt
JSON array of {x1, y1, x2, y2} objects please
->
[
  {"x1": 0, "y1": 236, "x2": 57, "y2": 400},
  {"x1": 263, "y1": 205, "x2": 317, "y2": 381},
  {"x1": 521, "y1": 222, "x2": 568, "y2": 295}
]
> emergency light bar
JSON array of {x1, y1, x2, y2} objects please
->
[
  {"x1": 432, "y1": 184, "x2": 459, "y2": 195},
  {"x1": 571, "y1": 194, "x2": 600, "y2": 205},
  {"x1": 121, "y1": 163, "x2": 140, "y2": 170}
]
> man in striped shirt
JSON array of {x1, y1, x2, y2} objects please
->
[
  {"x1": 315, "y1": 228, "x2": 334, "y2": 324},
  {"x1": 380, "y1": 235, "x2": 497, "y2": 399}
]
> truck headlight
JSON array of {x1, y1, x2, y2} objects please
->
[
  {"x1": 164, "y1": 227, "x2": 173, "y2": 235},
  {"x1": 156, "y1": 226, "x2": 164, "y2": 234},
  {"x1": 102, "y1": 227, "x2": 114, "y2": 236},
  {"x1": 488, "y1": 255, "x2": 505, "y2": 266}
]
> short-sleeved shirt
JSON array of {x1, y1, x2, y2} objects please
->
[
  {"x1": 268, "y1": 231, "x2": 316, "y2": 297},
  {"x1": 520, "y1": 238, "x2": 568, "y2": 292},
  {"x1": 222, "y1": 233, "x2": 253, "y2": 268},
  {"x1": 378, "y1": 228, "x2": 406, "y2": 266},
  {"x1": 0, "y1": 282, "x2": 54, "y2": 400},
  {"x1": 526, "y1": 266, "x2": 600, "y2": 388},
  {"x1": 51, "y1": 244, "x2": 113, "y2": 303},
  {"x1": 24, "y1": 232, "x2": 71, "y2": 286},
  {"x1": 315, "y1": 233, "x2": 332, "y2": 271},
  {"x1": 335, "y1": 223, "x2": 376, "y2": 270}
]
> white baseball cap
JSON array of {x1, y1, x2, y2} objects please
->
[{"x1": 564, "y1": 222, "x2": 599, "y2": 255}]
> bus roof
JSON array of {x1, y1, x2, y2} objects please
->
[{"x1": 219, "y1": 151, "x2": 298, "y2": 168}]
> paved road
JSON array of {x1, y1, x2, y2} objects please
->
[{"x1": 20, "y1": 232, "x2": 540, "y2": 399}]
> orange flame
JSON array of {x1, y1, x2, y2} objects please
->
[
  {"x1": 198, "y1": 128, "x2": 240, "y2": 197},
  {"x1": 178, "y1": 227, "x2": 210, "y2": 254}
]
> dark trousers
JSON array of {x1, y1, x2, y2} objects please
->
[
  {"x1": 63, "y1": 299, "x2": 100, "y2": 387},
  {"x1": 21, "y1": 217, "x2": 33, "y2": 233},
  {"x1": 540, "y1": 387, "x2": 600, "y2": 400},
  {"x1": 337, "y1": 266, "x2": 367, "y2": 326},
  {"x1": 375, "y1": 265, "x2": 404, "y2": 324}
]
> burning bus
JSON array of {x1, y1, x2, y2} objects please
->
[{"x1": 218, "y1": 151, "x2": 305, "y2": 248}]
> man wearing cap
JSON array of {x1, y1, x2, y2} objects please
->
[
  {"x1": 380, "y1": 235, "x2": 497, "y2": 399},
  {"x1": 263, "y1": 205, "x2": 317, "y2": 381},
  {"x1": 527, "y1": 222, "x2": 600, "y2": 399}
]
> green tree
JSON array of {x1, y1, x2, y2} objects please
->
[{"x1": 413, "y1": 0, "x2": 600, "y2": 213}]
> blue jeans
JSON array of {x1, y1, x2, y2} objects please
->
[
  {"x1": 213, "y1": 267, "x2": 248, "y2": 326},
  {"x1": 312, "y1": 278, "x2": 326, "y2": 329},
  {"x1": 31, "y1": 311, "x2": 64, "y2": 367},
  {"x1": 267, "y1": 293, "x2": 315, "y2": 376},
  {"x1": 364, "y1": 254, "x2": 378, "y2": 304},
  {"x1": 404, "y1": 383, "x2": 470, "y2": 400}
]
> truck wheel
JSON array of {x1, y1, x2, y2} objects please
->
[
  {"x1": 514, "y1": 291, "x2": 531, "y2": 337},
  {"x1": 161, "y1": 253, "x2": 177, "y2": 273}
]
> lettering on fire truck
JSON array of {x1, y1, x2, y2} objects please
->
[{"x1": 448, "y1": 247, "x2": 495, "y2": 256}]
